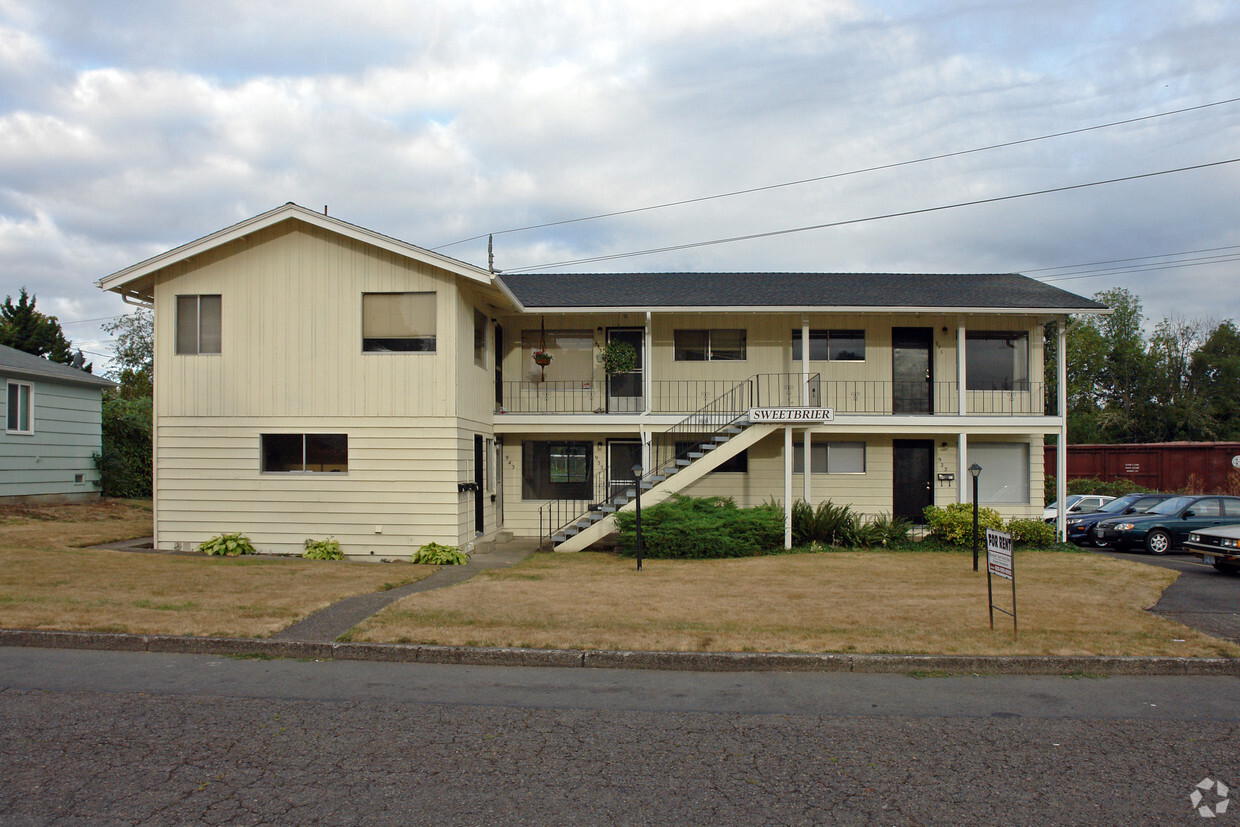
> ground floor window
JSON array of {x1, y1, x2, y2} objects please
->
[
  {"x1": 261, "y1": 434, "x2": 348, "y2": 473},
  {"x1": 6, "y1": 380, "x2": 33, "y2": 434},
  {"x1": 522, "y1": 441, "x2": 592, "y2": 499},
  {"x1": 792, "y1": 441, "x2": 865, "y2": 473},
  {"x1": 968, "y1": 442, "x2": 1029, "y2": 503}
]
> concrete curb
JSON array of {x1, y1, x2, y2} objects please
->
[{"x1": 3, "y1": 628, "x2": 1238, "y2": 676}]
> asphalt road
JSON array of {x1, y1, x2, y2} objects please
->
[
  {"x1": 1095, "y1": 547, "x2": 1240, "y2": 643},
  {"x1": 2, "y1": 647, "x2": 1239, "y2": 826}
]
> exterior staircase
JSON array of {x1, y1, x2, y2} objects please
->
[{"x1": 540, "y1": 372, "x2": 819, "y2": 552}]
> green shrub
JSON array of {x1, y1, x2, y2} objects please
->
[
  {"x1": 302, "y1": 537, "x2": 344, "y2": 560},
  {"x1": 864, "y1": 513, "x2": 914, "y2": 548},
  {"x1": 616, "y1": 495, "x2": 784, "y2": 559},
  {"x1": 199, "y1": 532, "x2": 257, "y2": 556},
  {"x1": 923, "y1": 503, "x2": 1003, "y2": 547},
  {"x1": 412, "y1": 542, "x2": 469, "y2": 565},
  {"x1": 94, "y1": 395, "x2": 152, "y2": 498},
  {"x1": 1005, "y1": 518, "x2": 1056, "y2": 548},
  {"x1": 791, "y1": 499, "x2": 859, "y2": 547}
]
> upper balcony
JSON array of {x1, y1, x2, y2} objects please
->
[{"x1": 497, "y1": 378, "x2": 1051, "y2": 417}]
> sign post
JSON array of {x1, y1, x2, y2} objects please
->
[{"x1": 985, "y1": 528, "x2": 1017, "y2": 636}]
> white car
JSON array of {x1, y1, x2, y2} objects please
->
[{"x1": 1043, "y1": 494, "x2": 1115, "y2": 523}]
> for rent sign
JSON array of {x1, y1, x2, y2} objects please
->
[
  {"x1": 748, "y1": 407, "x2": 834, "y2": 423},
  {"x1": 985, "y1": 529, "x2": 1013, "y2": 580}
]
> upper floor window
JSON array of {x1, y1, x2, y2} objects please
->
[
  {"x1": 6, "y1": 380, "x2": 33, "y2": 434},
  {"x1": 966, "y1": 331, "x2": 1029, "y2": 390},
  {"x1": 262, "y1": 433, "x2": 348, "y2": 473},
  {"x1": 674, "y1": 329, "x2": 746, "y2": 361},
  {"x1": 474, "y1": 309, "x2": 487, "y2": 367},
  {"x1": 791, "y1": 330, "x2": 865, "y2": 361},
  {"x1": 176, "y1": 295, "x2": 221, "y2": 354},
  {"x1": 363, "y1": 292, "x2": 436, "y2": 352}
]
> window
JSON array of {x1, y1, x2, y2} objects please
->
[
  {"x1": 474, "y1": 309, "x2": 487, "y2": 367},
  {"x1": 363, "y1": 292, "x2": 436, "y2": 352},
  {"x1": 676, "y1": 441, "x2": 747, "y2": 473},
  {"x1": 176, "y1": 295, "x2": 221, "y2": 354},
  {"x1": 968, "y1": 443, "x2": 1029, "y2": 504},
  {"x1": 522, "y1": 441, "x2": 592, "y2": 499},
  {"x1": 791, "y1": 330, "x2": 866, "y2": 361},
  {"x1": 792, "y1": 441, "x2": 866, "y2": 473},
  {"x1": 674, "y1": 329, "x2": 747, "y2": 361},
  {"x1": 521, "y1": 329, "x2": 593, "y2": 379},
  {"x1": 261, "y1": 434, "x2": 348, "y2": 473},
  {"x1": 6, "y1": 381, "x2": 33, "y2": 433},
  {"x1": 966, "y1": 331, "x2": 1028, "y2": 391}
]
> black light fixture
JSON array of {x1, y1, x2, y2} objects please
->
[
  {"x1": 970, "y1": 463, "x2": 982, "y2": 572},
  {"x1": 631, "y1": 463, "x2": 644, "y2": 571}
]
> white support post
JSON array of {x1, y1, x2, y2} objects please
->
[
  {"x1": 957, "y1": 322, "x2": 967, "y2": 415},
  {"x1": 958, "y1": 432, "x2": 968, "y2": 504},
  {"x1": 1058, "y1": 318, "x2": 1068, "y2": 543},
  {"x1": 785, "y1": 424, "x2": 793, "y2": 549}
]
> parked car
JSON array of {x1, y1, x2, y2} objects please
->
[
  {"x1": 1091, "y1": 495, "x2": 1240, "y2": 554},
  {"x1": 1065, "y1": 493, "x2": 1172, "y2": 546},
  {"x1": 1043, "y1": 494, "x2": 1115, "y2": 523},
  {"x1": 1184, "y1": 525, "x2": 1240, "y2": 575}
]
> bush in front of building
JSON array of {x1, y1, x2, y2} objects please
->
[
  {"x1": 923, "y1": 503, "x2": 1004, "y2": 547},
  {"x1": 302, "y1": 537, "x2": 344, "y2": 560},
  {"x1": 412, "y1": 542, "x2": 469, "y2": 565},
  {"x1": 791, "y1": 499, "x2": 858, "y2": 547},
  {"x1": 1004, "y1": 518, "x2": 1056, "y2": 548},
  {"x1": 199, "y1": 532, "x2": 257, "y2": 556},
  {"x1": 615, "y1": 495, "x2": 784, "y2": 559}
]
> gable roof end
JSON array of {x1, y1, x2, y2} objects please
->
[
  {"x1": 0, "y1": 344, "x2": 116, "y2": 389},
  {"x1": 96, "y1": 203, "x2": 494, "y2": 303}
]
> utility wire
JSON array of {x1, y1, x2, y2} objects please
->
[
  {"x1": 502, "y1": 157, "x2": 1240, "y2": 273},
  {"x1": 1039, "y1": 253, "x2": 1240, "y2": 283},
  {"x1": 431, "y1": 96, "x2": 1240, "y2": 251},
  {"x1": 1026, "y1": 243, "x2": 1240, "y2": 274}
]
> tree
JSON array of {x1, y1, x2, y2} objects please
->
[
  {"x1": 0, "y1": 287, "x2": 78, "y2": 366},
  {"x1": 102, "y1": 308, "x2": 153, "y2": 399},
  {"x1": 1189, "y1": 320, "x2": 1240, "y2": 440}
]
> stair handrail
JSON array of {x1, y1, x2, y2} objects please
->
[{"x1": 538, "y1": 372, "x2": 821, "y2": 545}]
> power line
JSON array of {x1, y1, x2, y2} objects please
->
[
  {"x1": 1039, "y1": 252, "x2": 1240, "y2": 283},
  {"x1": 431, "y1": 95, "x2": 1240, "y2": 251},
  {"x1": 1025, "y1": 244, "x2": 1240, "y2": 275},
  {"x1": 502, "y1": 157, "x2": 1240, "y2": 273}
]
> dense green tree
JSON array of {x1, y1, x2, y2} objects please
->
[
  {"x1": 1189, "y1": 320, "x2": 1240, "y2": 440},
  {"x1": 0, "y1": 287, "x2": 77, "y2": 365},
  {"x1": 102, "y1": 308, "x2": 153, "y2": 398}
]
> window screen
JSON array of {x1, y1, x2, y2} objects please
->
[
  {"x1": 363, "y1": 292, "x2": 436, "y2": 352},
  {"x1": 968, "y1": 443, "x2": 1029, "y2": 504}
]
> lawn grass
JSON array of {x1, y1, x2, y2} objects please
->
[
  {"x1": 350, "y1": 549, "x2": 1240, "y2": 658},
  {"x1": 0, "y1": 500, "x2": 432, "y2": 638}
]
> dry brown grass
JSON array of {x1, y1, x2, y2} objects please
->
[
  {"x1": 0, "y1": 500, "x2": 431, "y2": 638},
  {"x1": 351, "y1": 550, "x2": 1240, "y2": 658}
]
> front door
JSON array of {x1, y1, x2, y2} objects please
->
[
  {"x1": 606, "y1": 328, "x2": 644, "y2": 413},
  {"x1": 893, "y1": 439, "x2": 934, "y2": 523},
  {"x1": 474, "y1": 435, "x2": 485, "y2": 534},
  {"x1": 608, "y1": 440, "x2": 643, "y2": 501},
  {"x1": 892, "y1": 327, "x2": 933, "y2": 414}
]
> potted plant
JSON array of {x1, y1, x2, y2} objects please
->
[
  {"x1": 533, "y1": 349, "x2": 552, "y2": 367},
  {"x1": 599, "y1": 340, "x2": 637, "y2": 376}
]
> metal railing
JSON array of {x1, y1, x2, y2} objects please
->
[{"x1": 503, "y1": 378, "x2": 1049, "y2": 416}]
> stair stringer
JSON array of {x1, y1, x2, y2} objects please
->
[{"x1": 553, "y1": 423, "x2": 779, "y2": 552}]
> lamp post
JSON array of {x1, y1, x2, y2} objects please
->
[
  {"x1": 970, "y1": 463, "x2": 982, "y2": 572},
  {"x1": 632, "y1": 463, "x2": 644, "y2": 571}
]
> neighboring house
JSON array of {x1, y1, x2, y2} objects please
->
[
  {"x1": 97, "y1": 203, "x2": 1106, "y2": 556},
  {"x1": 1, "y1": 344, "x2": 116, "y2": 503}
]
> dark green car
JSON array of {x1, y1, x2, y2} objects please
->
[{"x1": 1092, "y1": 495, "x2": 1240, "y2": 554}]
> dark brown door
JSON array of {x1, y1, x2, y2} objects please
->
[
  {"x1": 893, "y1": 439, "x2": 934, "y2": 523},
  {"x1": 892, "y1": 327, "x2": 933, "y2": 414}
]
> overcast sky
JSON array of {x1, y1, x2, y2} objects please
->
[{"x1": 2, "y1": 0, "x2": 1238, "y2": 367}]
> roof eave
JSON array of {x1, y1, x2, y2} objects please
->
[{"x1": 513, "y1": 304, "x2": 1110, "y2": 315}]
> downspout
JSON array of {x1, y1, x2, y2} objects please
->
[
  {"x1": 1058, "y1": 318, "x2": 1068, "y2": 543},
  {"x1": 640, "y1": 311, "x2": 653, "y2": 473}
]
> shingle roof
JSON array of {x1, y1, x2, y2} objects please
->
[
  {"x1": 0, "y1": 344, "x2": 116, "y2": 389},
  {"x1": 496, "y1": 272, "x2": 1107, "y2": 312}
]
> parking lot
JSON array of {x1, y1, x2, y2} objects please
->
[{"x1": 1096, "y1": 548, "x2": 1240, "y2": 643}]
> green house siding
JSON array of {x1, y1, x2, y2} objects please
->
[{"x1": 1, "y1": 376, "x2": 105, "y2": 499}]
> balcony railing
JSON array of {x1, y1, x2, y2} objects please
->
[{"x1": 500, "y1": 379, "x2": 1051, "y2": 416}]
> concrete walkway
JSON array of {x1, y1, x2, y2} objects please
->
[{"x1": 272, "y1": 538, "x2": 539, "y2": 642}]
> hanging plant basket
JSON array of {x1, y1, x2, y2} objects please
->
[
  {"x1": 533, "y1": 350, "x2": 552, "y2": 367},
  {"x1": 599, "y1": 340, "x2": 638, "y2": 376}
]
